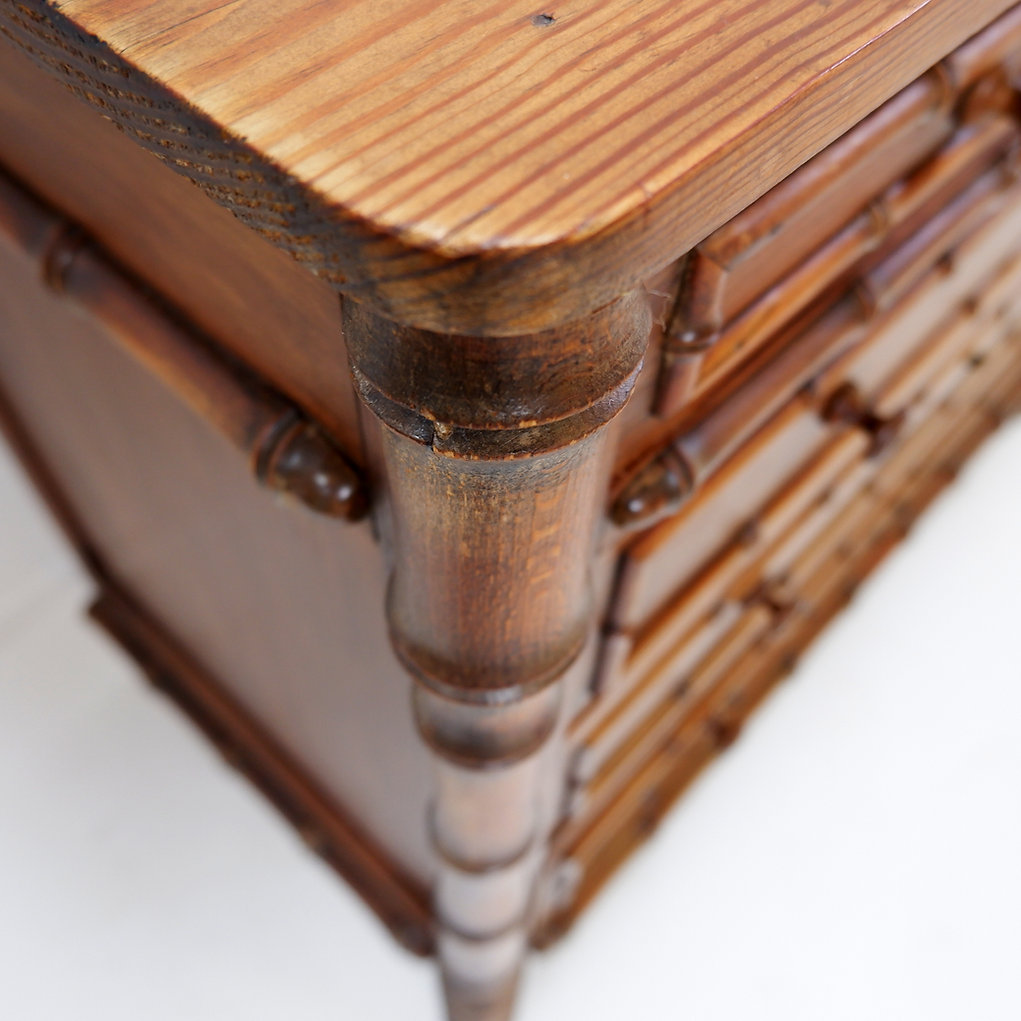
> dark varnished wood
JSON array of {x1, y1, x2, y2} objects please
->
[
  {"x1": 89, "y1": 585, "x2": 435, "y2": 955},
  {"x1": 342, "y1": 294, "x2": 650, "y2": 1020},
  {"x1": 0, "y1": 224, "x2": 440, "y2": 929},
  {"x1": 0, "y1": 346, "x2": 434, "y2": 954}
]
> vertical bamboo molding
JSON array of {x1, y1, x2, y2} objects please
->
[{"x1": 343, "y1": 294, "x2": 651, "y2": 1021}]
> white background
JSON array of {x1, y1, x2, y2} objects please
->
[{"x1": 1, "y1": 420, "x2": 1019, "y2": 1021}]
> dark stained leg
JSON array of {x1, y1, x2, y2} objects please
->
[{"x1": 342, "y1": 293, "x2": 651, "y2": 1020}]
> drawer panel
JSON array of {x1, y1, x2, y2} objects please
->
[
  {"x1": 762, "y1": 328, "x2": 1019, "y2": 597},
  {"x1": 557, "y1": 332, "x2": 1021, "y2": 897},
  {"x1": 873, "y1": 252, "x2": 1021, "y2": 418},
  {"x1": 612, "y1": 397, "x2": 831, "y2": 632},
  {"x1": 861, "y1": 149, "x2": 1017, "y2": 314},
  {"x1": 786, "y1": 341, "x2": 1021, "y2": 601},
  {"x1": 586, "y1": 429, "x2": 868, "y2": 724},
  {"x1": 947, "y1": 4, "x2": 1021, "y2": 89},
  {"x1": 674, "y1": 114, "x2": 1020, "y2": 410},
  {"x1": 581, "y1": 299, "x2": 1021, "y2": 822},
  {"x1": 572, "y1": 604, "x2": 775, "y2": 816},
  {"x1": 824, "y1": 181, "x2": 1021, "y2": 401},
  {"x1": 611, "y1": 168, "x2": 1021, "y2": 637},
  {"x1": 677, "y1": 72, "x2": 954, "y2": 338}
]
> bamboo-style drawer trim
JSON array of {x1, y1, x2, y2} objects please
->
[
  {"x1": 0, "y1": 167, "x2": 368, "y2": 522},
  {"x1": 569, "y1": 604, "x2": 776, "y2": 820},
  {"x1": 657, "y1": 114, "x2": 1020, "y2": 417},
  {"x1": 579, "y1": 430, "x2": 869, "y2": 744},
  {"x1": 674, "y1": 70, "x2": 956, "y2": 342},
  {"x1": 618, "y1": 155, "x2": 1021, "y2": 535},
  {"x1": 947, "y1": 4, "x2": 1021, "y2": 90},
  {"x1": 616, "y1": 248, "x2": 1018, "y2": 673},
  {"x1": 611, "y1": 399, "x2": 832, "y2": 633},
  {"x1": 763, "y1": 239, "x2": 1021, "y2": 586},
  {"x1": 817, "y1": 183, "x2": 1021, "y2": 404},
  {"x1": 542, "y1": 339, "x2": 1021, "y2": 944},
  {"x1": 654, "y1": 7, "x2": 1021, "y2": 419},
  {"x1": 611, "y1": 251, "x2": 958, "y2": 633},
  {"x1": 581, "y1": 269, "x2": 1021, "y2": 810}
]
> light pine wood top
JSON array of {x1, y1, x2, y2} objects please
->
[{"x1": 3, "y1": 0, "x2": 1018, "y2": 331}]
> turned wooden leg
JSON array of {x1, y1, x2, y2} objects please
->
[{"x1": 342, "y1": 293, "x2": 651, "y2": 1021}]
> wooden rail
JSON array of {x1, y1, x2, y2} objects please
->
[{"x1": 0, "y1": 168, "x2": 368, "y2": 522}]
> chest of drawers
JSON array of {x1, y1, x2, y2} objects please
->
[{"x1": 2, "y1": 3, "x2": 1020, "y2": 1019}]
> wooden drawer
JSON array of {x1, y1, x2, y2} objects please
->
[
  {"x1": 820, "y1": 179, "x2": 1021, "y2": 402},
  {"x1": 570, "y1": 604, "x2": 775, "y2": 815},
  {"x1": 5, "y1": 2, "x2": 1021, "y2": 1017},
  {"x1": 581, "y1": 266, "x2": 1021, "y2": 817},
  {"x1": 676, "y1": 71, "x2": 954, "y2": 339},
  {"x1": 659, "y1": 113, "x2": 1020, "y2": 415},
  {"x1": 584, "y1": 429, "x2": 867, "y2": 722},
  {"x1": 872, "y1": 251, "x2": 1021, "y2": 418},
  {"x1": 611, "y1": 398, "x2": 832, "y2": 632},
  {"x1": 946, "y1": 4, "x2": 1021, "y2": 88},
  {"x1": 548, "y1": 333, "x2": 1021, "y2": 945},
  {"x1": 610, "y1": 164, "x2": 1021, "y2": 638}
]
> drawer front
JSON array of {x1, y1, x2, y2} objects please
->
[
  {"x1": 648, "y1": 7, "x2": 1021, "y2": 422},
  {"x1": 573, "y1": 173, "x2": 1021, "y2": 835},
  {"x1": 555, "y1": 328, "x2": 1021, "y2": 910},
  {"x1": 612, "y1": 398, "x2": 832, "y2": 632},
  {"x1": 615, "y1": 141, "x2": 1021, "y2": 544},
  {"x1": 580, "y1": 429, "x2": 868, "y2": 739},
  {"x1": 661, "y1": 113, "x2": 1020, "y2": 416},
  {"x1": 679, "y1": 71, "x2": 954, "y2": 339}
]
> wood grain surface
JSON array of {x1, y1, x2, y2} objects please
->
[
  {"x1": 2, "y1": 0, "x2": 1017, "y2": 332},
  {"x1": 0, "y1": 40, "x2": 366, "y2": 457}
]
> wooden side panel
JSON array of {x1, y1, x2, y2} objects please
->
[{"x1": 0, "y1": 233, "x2": 435, "y2": 892}]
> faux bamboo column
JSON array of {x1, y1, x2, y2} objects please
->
[{"x1": 342, "y1": 293, "x2": 651, "y2": 1021}]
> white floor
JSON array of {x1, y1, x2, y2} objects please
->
[{"x1": 1, "y1": 422, "x2": 1020, "y2": 1021}]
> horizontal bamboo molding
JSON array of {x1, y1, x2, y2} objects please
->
[
  {"x1": 0, "y1": 167, "x2": 368, "y2": 521},
  {"x1": 537, "y1": 330, "x2": 1021, "y2": 945},
  {"x1": 613, "y1": 138, "x2": 1021, "y2": 531},
  {"x1": 655, "y1": 25, "x2": 1021, "y2": 416},
  {"x1": 2, "y1": 0, "x2": 1019, "y2": 334}
]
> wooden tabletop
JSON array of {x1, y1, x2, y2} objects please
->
[{"x1": 4, "y1": 0, "x2": 1017, "y2": 332}]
